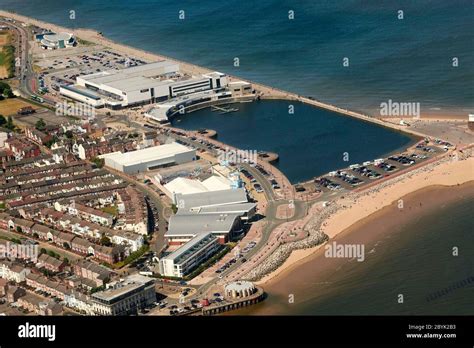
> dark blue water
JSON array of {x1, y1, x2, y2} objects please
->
[
  {"x1": 172, "y1": 100, "x2": 413, "y2": 183},
  {"x1": 235, "y1": 186, "x2": 474, "y2": 315},
  {"x1": 3, "y1": 0, "x2": 473, "y2": 116}
]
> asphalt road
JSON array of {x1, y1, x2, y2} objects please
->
[{"x1": 1, "y1": 18, "x2": 55, "y2": 107}]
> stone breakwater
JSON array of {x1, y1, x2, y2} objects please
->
[
  {"x1": 243, "y1": 148, "x2": 471, "y2": 282},
  {"x1": 242, "y1": 223, "x2": 332, "y2": 282}
]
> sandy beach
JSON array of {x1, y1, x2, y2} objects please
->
[
  {"x1": 257, "y1": 151, "x2": 473, "y2": 286},
  {"x1": 232, "y1": 180, "x2": 474, "y2": 315}
]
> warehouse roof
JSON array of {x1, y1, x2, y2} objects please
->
[
  {"x1": 80, "y1": 61, "x2": 179, "y2": 93},
  {"x1": 165, "y1": 176, "x2": 231, "y2": 196},
  {"x1": 195, "y1": 202, "x2": 256, "y2": 215},
  {"x1": 101, "y1": 142, "x2": 194, "y2": 167},
  {"x1": 165, "y1": 213, "x2": 240, "y2": 237},
  {"x1": 174, "y1": 188, "x2": 247, "y2": 211}
]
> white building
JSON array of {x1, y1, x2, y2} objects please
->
[
  {"x1": 225, "y1": 281, "x2": 257, "y2": 298},
  {"x1": 165, "y1": 188, "x2": 256, "y2": 246},
  {"x1": 144, "y1": 88, "x2": 234, "y2": 123},
  {"x1": 0, "y1": 132, "x2": 7, "y2": 148},
  {"x1": 60, "y1": 60, "x2": 229, "y2": 109},
  {"x1": 0, "y1": 262, "x2": 31, "y2": 283},
  {"x1": 91, "y1": 274, "x2": 155, "y2": 316},
  {"x1": 227, "y1": 81, "x2": 253, "y2": 96},
  {"x1": 63, "y1": 291, "x2": 95, "y2": 315},
  {"x1": 100, "y1": 142, "x2": 196, "y2": 174},
  {"x1": 108, "y1": 230, "x2": 144, "y2": 253},
  {"x1": 163, "y1": 175, "x2": 232, "y2": 200},
  {"x1": 159, "y1": 233, "x2": 220, "y2": 278},
  {"x1": 40, "y1": 32, "x2": 76, "y2": 49}
]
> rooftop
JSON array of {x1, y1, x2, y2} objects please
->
[
  {"x1": 91, "y1": 274, "x2": 154, "y2": 303},
  {"x1": 101, "y1": 142, "x2": 194, "y2": 166},
  {"x1": 175, "y1": 188, "x2": 248, "y2": 211},
  {"x1": 80, "y1": 61, "x2": 179, "y2": 93},
  {"x1": 166, "y1": 212, "x2": 240, "y2": 237},
  {"x1": 162, "y1": 232, "x2": 218, "y2": 263}
]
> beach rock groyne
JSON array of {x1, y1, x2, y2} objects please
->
[
  {"x1": 243, "y1": 229, "x2": 329, "y2": 282},
  {"x1": 242, "y1": 202, "x2": 345, "y2": 281},
  {"x1": 243, "y1": 148, "x2": 472, "y2": 282}
]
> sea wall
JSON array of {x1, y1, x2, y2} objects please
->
[{"x1": 242, "y1": 219, "x2": 332, "y2": 281}]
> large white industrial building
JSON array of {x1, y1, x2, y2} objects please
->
[
  {"x1": 159, "y1": 190, "x2": 256, "y2": 278},
  {"x1": 165, "y1": 188, "x2": 256, "y2": 245},
  {"x1": 60, "y1": 60, "x2": 229, "y2": 109},
  {"x1": 100, "y1": 142, "x2": 196, "y2": 174},
  {"x1": 163, "y1": 175, "x2": 232, "y2": 200}
]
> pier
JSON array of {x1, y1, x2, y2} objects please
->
[{"x1": 201, "y1": 287, "x2": 265, "y2": 315}]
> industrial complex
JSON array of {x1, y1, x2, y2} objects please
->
[
  {"x1": 59, "y1": 60, "x2": 239, "y2": 110},
  {"x1": 57, "y1": 59, "x2": 254, "y2": 123},
  {"x1": 99, "y1": 142, "x2": 196, "y2": 174}
]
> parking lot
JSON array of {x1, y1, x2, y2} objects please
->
[
  {"x1": 33, "y1": 47, "x2": 149, "y2": 99},
  {"x1": 312, "y1": 138, "x2": 448, "y2": 194}
]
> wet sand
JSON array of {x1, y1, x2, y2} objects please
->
[{"x1": 232, "y1": 182, "x2": 474, "y2": 315}]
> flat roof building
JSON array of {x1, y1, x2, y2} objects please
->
[
  {"x1": 91, "y1": 274, "x2": 155, "y2": 316},
  {"x1": 100, "y1": 142, "x2": 196, "y2": 174},
  {"x1": 164, "y1": 188, "x2": 255, "y2": 245},
  {"x1": 60, "y1": 60, "x2": 230, "y2": 109},
  {"x1": 174, "y1": 188, "x2": 248, "y2": 212},
  {"x1": 165, "y1": 212, "x2": 242, "y2": 245},
  {"x1": 159, "y1": 232, "x2": 220, "y2": 278},
  {"x1": 164, "y1": 175, "x2": 232, "y2": 200}
]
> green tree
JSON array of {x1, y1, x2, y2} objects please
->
[
  {"x1": 0, "y1": 82, "x2": 10, "y2": 95},
  {"x1": 100, "y1": 235, "x2": 112, "y2": 247},
  {"x1": 47, "y1": 250, "x2": 58, "y2": 258},
  {"x1": 0, "y1": 115, "x2": 6, "y2": 126},
  {"x1": 43, "y1": 135, "x2": 58, "y2": 149},
  {"x1": 5, "y1": 116, "x2": 14, "y2": 130},
  {"x1": 91, "y1": 157, "x2": 104, "y2": 168},
  {"x1": 35, "y1": 118, "x2": 46, "y2": 131},
  {"x1": 5, "y1": 88, "x2": 14, "y2": 98}
]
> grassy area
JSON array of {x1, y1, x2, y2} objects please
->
[
  {"x1": 0, "y1": 98, "x2": 41, "y2": 116},
  {"x1": 0, "y1": 31, "x2": 13, "y2": 79},
  {"x1": 0, "y1": 45, "x2": 15, "y2": 79},
  {"x1": 112, "y1": 244, "x2": 150, "y2": 269},
  {"x1": 101, "y1": 205, "x2": 118, "y2": 216}
]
